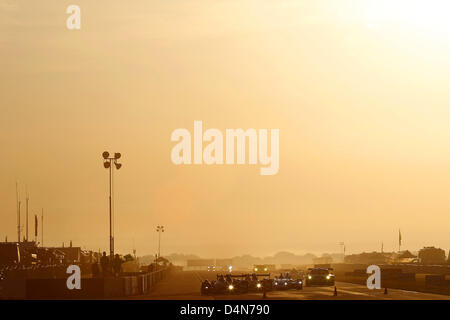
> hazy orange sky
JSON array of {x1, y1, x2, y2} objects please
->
[{"x1": 2, "y1": 0, "x2": 450, "y2": 258}]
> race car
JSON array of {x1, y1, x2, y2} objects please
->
[
  {"x1": 200, "y1": 274, "x2": 247, "y2": 295},
  {"x1": 225, "y1": 273, "x2": 272, "y2": 293},
  {"x1": 200, "y1": 273, "x2": 273, "y2": 295},
  {"x1": 200, "y1": 279, "x2": 213, "y2": 295},
  {"x1": 225, "y1": 274, "x2": 249, "y2": 294},
  {"x1": 305, "y1": 268, "x2": 335, "y2": 286},
  {"x1": 241, "y1": 273, "x2": 272, "y2": 292},
  {"x1": 273, "y1": 272, "x2": 303, "y2": 290},
  {"x1": 200, "y1": 274, "x2": 233, "y2": 295}
]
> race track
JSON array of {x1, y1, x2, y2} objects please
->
[{"x1": 129, "y1": 271, "x2": 450, "y2": 300}]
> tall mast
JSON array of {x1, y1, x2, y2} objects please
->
[
  {"x1": 16, "y1": 182, "x2": 21, "y2": 243},
  {"x1": 34, "y1": 214, "x2": 38, "y2": 243},
  {"x1": 41, "y1": 209, "x2": 44, "y2": 247},
  {"x1": 26, "y1": 186, "x2": 29, "y2": 242}
]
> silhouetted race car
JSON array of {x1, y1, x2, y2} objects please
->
[
  {"x1": 305, "y1": 268, "x2": 335, "y2": 286},
  {"x1": 200, "y1": 279, "x2": 213, "y2": 295},
  {"x1": 225, "y1": 274, "x2": 249, "y2": 293},
  {"x1": 273, "y1": 272, "x2": 303, "y2": 290},
  {"x1": 201, "y1": 274, "x2": 234, "y2": 295},
  {"x1": 240, "y1": 273, "x2": 271, "y2": 292},
  {"x1": 200, "y1": 273, "x2": 272, "y2": 295},
  {"x1": 200, "y1": 274, "x2": 246, "y2": 295}
]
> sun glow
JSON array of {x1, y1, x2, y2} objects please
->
[{"x1": 364, "y1": 0, "x2": 450, "y2": 31}]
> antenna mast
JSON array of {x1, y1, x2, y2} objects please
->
[
  {"x1": 41, "y1": 209, "x2": 44, "y2": 247},
  {"x1": 16, "y1": 182, "x2": 21, "y2": 243},
  {"x1": 26, "y1": 187, "x2": 29, "y2": 242}
]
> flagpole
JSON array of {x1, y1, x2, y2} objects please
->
[
  {"x1": 16, "y1": 182, "x2": 21, "y2": 243},
  {"x1": 41, "y1": 209, "x2": 44, "y2": 247},
  {"x1": 34, "y1": 214, "x2": 38, "y2": 243},
  {"x1": 26, "y1": 187, "x2": 29, "y2": 242}
]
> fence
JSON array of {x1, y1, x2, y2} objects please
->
[{"x1": 0, "y1": 267, "x2": 171, "y2": 299}]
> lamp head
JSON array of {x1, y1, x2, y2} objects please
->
[
  {"x1": 102, "y1": 151, "x2": 110, "y2": 159},
  {"x1": 115, "y1": 163, "x2": 122, "y2": 170},
  {"x1": 103, "y1": 161, "x2": 111, "y2": 168},
  {"x1": 114, "y1": 152, "x2": 121, "y2": 160}
]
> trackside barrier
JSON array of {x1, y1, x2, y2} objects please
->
[
  {"x1": 123, "y1": 276, "x2": 131, "y2": 296},
  {"x1": 117, "y1": 267, "x2": 171, "y2": 296},
  {"x1": 0, "y1": 267, "x2": 172, "y2": 299},
  {"x1": 425, "y1": 274, "x2": 445, "y2": 287},
  {"x1": 0, "y1": 279, "x2": 26, "y2": 299},
  {"x1": 131, "y1": 276, "x2": 138, "y2": 295}
]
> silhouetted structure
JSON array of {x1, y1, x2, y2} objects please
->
[
  {"x1": 344, "y1": 251, "x2": 391, "y2": 264},
  {"x1": 100, "y1": 251, "x2": 109, "y2": 277},
  {"x1": 418, "y1": 247, "x2": 446, "y2": 264}
]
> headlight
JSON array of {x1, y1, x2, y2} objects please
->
[
  {"x1": 256, "y1": 283, "x2": 262, "y2": 288},
  {"x1": 228, "y1": 285, "x2": 234, "y2": 290},
  {"x1": 274, "y1": 282, "x2": 278, "y2": 286},
  {"x1": 254, "y1": 268, "x2": 258, "y2": 272},
  {"x1": 298, "y1": 280, "x2": 302, "y2": 284},
  {"x1": 326, "y1": 275, "x2": 331, "y2": 280},
  {"x1": 308, "y1": 275, "x2": 312, "y2": 279},
  {"x1": 284, "y1": 282, "x2": 288, "y2": 286},
  {"x1": 205, "y1": 286, "x2": 208, "y2": 289},
  {"x1": 264, "y1": 268, "x2": 268, "y2": 271}
]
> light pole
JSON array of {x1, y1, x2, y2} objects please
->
[
  {"x1": 102, "y1": 151, "x2": 122, "y2": 261},
  {"x1": 156, "y1": 225, "x2": 164, "y2": 259}
]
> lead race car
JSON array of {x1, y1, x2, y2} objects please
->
[
  {"x1": 305, "y1": 268, "x2": 335, "y2": 286},
  {"x1": 200, "y1": 273, "x2": 272, "y2": 295},
  {"x1": 273, "y1": 272, "x2": 303, "y2": 290},
  {"x1": 240, "y1": 273, "x2": 272, "y2": 292},
  {"x1": 200, "y1": 274, "x2": 247, "y2": 295},
  {"x1": 201, "y1": 274, "x2": 235, "y2": 295}
]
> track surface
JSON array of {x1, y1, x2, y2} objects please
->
[{"x1": 129, "y1": 271, "x2": 450, "y2": 300}]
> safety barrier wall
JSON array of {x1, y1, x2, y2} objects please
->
[
  {"x1": 343, "y1": 269, "x2": 416, "y2": 282},
  {"x1": 333, "y1": 263, "x2": 450, "y2": 275},
  {"x1": 0, "y1": 267, "x2": 171, "y2": 299}
]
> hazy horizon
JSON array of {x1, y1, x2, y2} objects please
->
[{"x1": 2, "y1": 0, "x2": 450, "y2": 258}]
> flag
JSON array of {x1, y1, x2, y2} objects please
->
[
  {"x1": 399, "y1": 229, "x2": 402, "y2": 246},
  {"x1": 34, "y1": 214, "x2": 38, "y2": 237}
]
